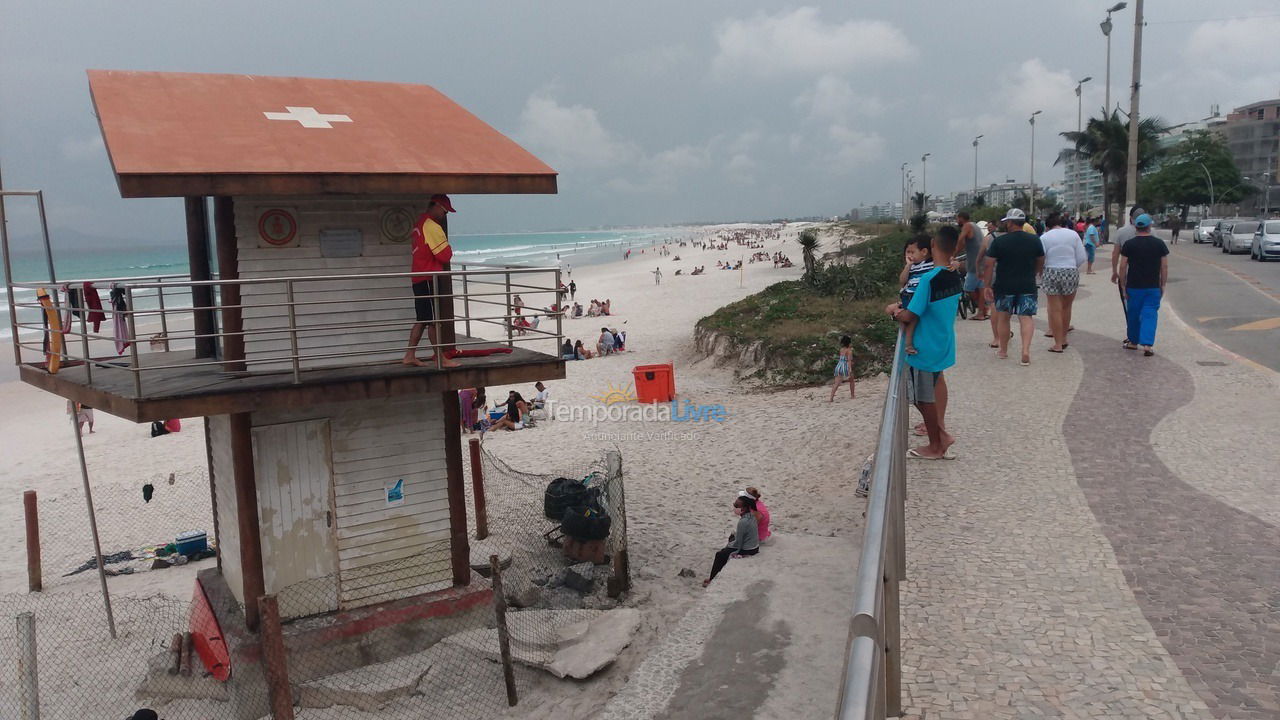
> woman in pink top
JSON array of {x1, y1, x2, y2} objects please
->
[{"x1": 744, "y1": 487, "x2": 770, "y2": 542}]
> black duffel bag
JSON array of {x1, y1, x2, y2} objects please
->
[
  {"x1": 544, "y1": 477, "x2": 589, "y2": 521},
  {"x1": 561, "y1": 504, "x2": 611, "y2": 541}
]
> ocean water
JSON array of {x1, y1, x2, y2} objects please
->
[{"x1": 0, "y1": 227, "x2": 688, "y2": 340}]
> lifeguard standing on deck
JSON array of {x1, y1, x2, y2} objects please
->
[{"x1": 403, "y1": 194, "x2": 462, "y2": 367}]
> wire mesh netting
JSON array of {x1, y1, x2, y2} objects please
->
[{"x1": 2, "y1": 447, "x2": 628, "y2": 720}]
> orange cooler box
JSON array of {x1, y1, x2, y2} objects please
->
[{"x1": 633, "y1": 363, "x2": 675, "y2": 403}]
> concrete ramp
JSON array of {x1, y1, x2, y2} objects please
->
[{"x1": 600, "y1": 532, "x2": 858, "y2": 720}]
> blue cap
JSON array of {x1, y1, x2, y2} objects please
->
[{"x1": 1134, "y1": 213, "x2": 1152, "y2": 228}]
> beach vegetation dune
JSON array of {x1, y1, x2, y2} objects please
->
[{"x1": 696, "y1": 225, "x2": 907, "y2": 385}]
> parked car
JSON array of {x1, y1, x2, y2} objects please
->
[
  {"x1": 1222, "y1": 219, "x2": 1260, "y2": 254},
  {"x1": 1251, "y1": 220, "x2": 1280, "y2": 261},
  {"x1": 1211, "y1": 218, "x2": 1244, "y2": 247},
  {"x1": 1193, "y1": 218, "x2": 1221, "y2": 244}
]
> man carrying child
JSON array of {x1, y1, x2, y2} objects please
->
[
  {"x1": 885, "y1": 234, "x2": 935, "y2": 356},
  {"x1": 888, "y1": 226, "x2": 963, "y2": 460}
]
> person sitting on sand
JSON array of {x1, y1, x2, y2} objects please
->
[
  {"x1": 597, "y1": 327, "x2": 615, "y2": 356},
  {"x1": 489, "y1": 391, "x2": 528, "y2": 432},
  {"x1": 512, "y1": 307, "x2": 531, "y2": 335},
  {"x1": 572, "y1": 302, "x2": 584, "y2": 317},
  {"x1": 703, "y1": 495, "x2": 760, "y2": 587},
  {"x1": 743, "y1": 487, "x2": 771, "y2": 543},
  {"x1": 602, "y1": 299, "x2": 612, "y2": 315},
  {"x1": 574, "y1": 339, "x2": 593, "y2": 359},
  {"x1": 562, "y1": 339, "x2": 576, "y2": 360},
  {"x1": 588, "y1": 300, "x2": 600, "y2": 317},
  {"x1": 532, "y1": 381, "x2": 549, "y2": 410}
]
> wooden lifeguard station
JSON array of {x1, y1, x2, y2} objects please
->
[{"x1": 6, "y1": 69, "x2": 563, "y2": 711}]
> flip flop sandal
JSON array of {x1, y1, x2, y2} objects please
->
[
  {"x1": 1122, "y1": 341, "x2": 1137, "y2": 350},
  {"x1": 1047, "y1": 347, "x2": 1064, "y2": 353},
  {"x1": 1143, "y1": 349, "x2": 1154, "y2": 357},
  {"x1": 907, "y1": 448, "x2": 953, "y2": 460},
  {"x1": 1020, "y1": 357, "x2": 1030, "y2": 366}
]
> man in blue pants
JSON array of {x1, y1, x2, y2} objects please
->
[{"x1": 1117, "y1": 214, "x2": 1169, "y2": 357}]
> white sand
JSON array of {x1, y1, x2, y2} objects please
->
[{"x1": 0, "y1": 222, "x2": 879, "y2": 717}]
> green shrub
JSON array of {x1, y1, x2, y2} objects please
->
[{"x1": 698, "y1": 227, "x2": 907, "y2": 386}]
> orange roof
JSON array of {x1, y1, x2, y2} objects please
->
[{"x1": 88, "y1": 70, "x2": 557, "y2": 198}]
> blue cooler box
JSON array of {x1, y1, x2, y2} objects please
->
[{"x1": 175, "y1": 530, "x2": 208, "y2": 556}]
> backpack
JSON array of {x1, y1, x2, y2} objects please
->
[{"x1": 150, "y1": 421, "x2": 170, "y2": 438}]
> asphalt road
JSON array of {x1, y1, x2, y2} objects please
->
[{"x1": 1142, "y1": 228, "x2": 1280, "y2": 372}]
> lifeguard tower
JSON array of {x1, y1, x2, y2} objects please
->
[{"x1": 4, "y1": 70, "x2": 564, "y2": 713}]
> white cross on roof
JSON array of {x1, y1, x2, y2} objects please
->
[{"x1": 263, "y1": 106, "x2": 353, "y2": 129}]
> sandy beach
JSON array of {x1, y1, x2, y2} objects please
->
[{"x1": 0, "y1": 223, "x2": 881, "y2": 717}]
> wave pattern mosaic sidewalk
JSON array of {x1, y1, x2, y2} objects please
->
[
  {"x1": 899, "y1": 273, "x2": 1244, "y2": 719},
  {"x1": 1064, "y1": 327, "x2": 1280, "y2": 717}
]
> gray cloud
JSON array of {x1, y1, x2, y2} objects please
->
[{"x1": 2, "y1": 1, "x2": 1278, "y2": 244}]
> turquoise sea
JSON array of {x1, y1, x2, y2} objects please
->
[{"x1": 0, "y1": 227, "x2": 687, "y2": 340}]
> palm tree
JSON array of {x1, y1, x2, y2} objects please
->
[
  {"x1": 797, "y1": 228, "x2": 820, "y2": 282},
  {"x1": 1058, "y1": 109, "x2": 1169, "y2": 228},
  {"x1": 913, "y1": 191, "x2": 926, "y2": 215}
]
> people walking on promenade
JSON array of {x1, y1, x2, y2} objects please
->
[
  {"x1": 890, "y1": 226, "x2": 962, "y2": 460},
  {"x1": 1168, "y1": 214, "x2": 1183, "y2": 244},
  {"x1": 1039, "y1": 213, "x2": 1088, "y2": 353},
  {"x1": 1110, "y1": 206, "x2": 1144, "y2": 283},
  {"x1": 1118, "y1": 214, "x2": 1169, "y2": 356},
  {"x1": 1083, "y1": 217, "x2": 1101, "y2": 274},
  {"x1": 957, "y1": 211, "x2": 989, "y2": 321},
  {"x1": 982, "y1": 209, "x2": 1044, "y2": 366}
]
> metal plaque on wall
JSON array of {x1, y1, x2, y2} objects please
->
[{"x1": 319, "y1": 228, "x2": 364, "y2": 258}]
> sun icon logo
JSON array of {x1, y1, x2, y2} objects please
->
[{"x1": 591, "y1": 382, "x2": 637, "y2": 405}]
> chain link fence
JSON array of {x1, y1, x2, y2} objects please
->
[{"x1": 2, "y1": 447, "x2": 629, "y2": 720}]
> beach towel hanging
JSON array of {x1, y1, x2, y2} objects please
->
[
  {"x1": 110, "y1": 284, "x2": 131, "y2": 354},
  {"x1": 36, "y1": 287, "x2": 65, "y2": 374},
  {"x1": 84, "y1": 282, "x2": 106, "y2": 332}
]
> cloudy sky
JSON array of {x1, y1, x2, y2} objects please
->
[{"x1": 2, "y1": 1, "x2": 1279, "y2": 244}]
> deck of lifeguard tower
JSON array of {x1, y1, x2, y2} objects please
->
[{"x1": 20, "y1": 337, "x2": 563, "y2": 422}]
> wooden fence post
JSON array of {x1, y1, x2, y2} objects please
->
[
  {"x1": 23, "y1": 491, "x2": 41, "y2": 592},
  {"x1": 469, "y1": 438, "x2": 488, "y2": 540},
  {"x1": 489, "y1": 554, "x2": 517, "y2": 707},
  {"x1": 258, "y1": 595, "x2": 295, "y2": 720},
  {"x1": 17, "y1": 611, "x2": 39, "y2": 720}
]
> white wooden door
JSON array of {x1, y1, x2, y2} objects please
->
[{"x1": 252, "y1": 419, "x2": 339, "y2": 617}]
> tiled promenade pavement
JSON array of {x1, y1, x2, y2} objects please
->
[{"x1": 901, "y1": 248, "x2": 1280, "y2": 719}]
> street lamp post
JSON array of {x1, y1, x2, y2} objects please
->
[
  {"x1": 1195, "y1": 162, "x2": 1216, "y2": 211},
  {"x1": 1100, "y1": 2, "x2": 1127, "y2": 116},
  {"x1": 972, "y1": 135, "x2": 983, "y2": 203},
  {"x1": 921, "y1": 153, "x2": 932, "y2": 214},
  {"x1": 1074, "y1": 76, "x2": 1093, "y2": 214},
  {"x1": 900, "y1": 162, "x2": 908, "y2": 223},
  {"x1": 1029, "y1": 110, "x2": 1042, "y2": 214},
  {"x1": 1124, "y1": 0, "x2": 1145, "y2": 217}
]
